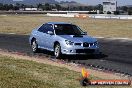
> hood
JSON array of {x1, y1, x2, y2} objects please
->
[{"x1": 58, "y1": 35, "x2": 97, "y2": 43}]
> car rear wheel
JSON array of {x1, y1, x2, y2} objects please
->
[
  {"x1": 54, "y1": 44, "x2": 62, "y2": 58},
  {"x1": 32, "y1": 39, "x2": 39, "y2": 53}
]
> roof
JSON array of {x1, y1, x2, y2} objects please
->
[{"x1": 47, "y1": 22, "x2": 72, "y2": 25}]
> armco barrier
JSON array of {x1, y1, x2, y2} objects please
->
[
  {"x1": 88, "y1": 14, "x2": 132, "y2": 20},
  {"x1": 124, "y1": 17, "x2": 132, "y2": 19}
]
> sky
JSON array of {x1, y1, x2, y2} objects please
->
[
  {"x1": 13, "y1": 0, "x2": 23, "y2": 1},
  {"x1": 57, "y1": 0, "x2": 132, "y2": 6}
]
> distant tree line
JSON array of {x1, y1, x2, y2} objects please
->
[
  {"x1": 0, "y1": 3, "x2": 24, "y2": 10},
  {"x1": 118, "y1": 6, "x2": 132, "y2": 15},
  {"x1": 0, "y1": 3, "x2": 103, "y2": 12},
  {"x1": 0, "y1": 3, "x2": 132, "y2": 15}
]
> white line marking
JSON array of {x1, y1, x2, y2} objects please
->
[{"x1": 95, "y1": 37, "x2": 132, "y2": 41}]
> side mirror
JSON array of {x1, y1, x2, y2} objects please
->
[{"x1": 47, "y1": 31, "x2": 54, "y2": 35}]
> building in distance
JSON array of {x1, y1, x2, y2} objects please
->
[{"x1": 103, "y1": 0, "x2": 117, "y2": 14}]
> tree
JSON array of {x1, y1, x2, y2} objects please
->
[
  {"x1": 55, "y1": 4, "x2": 61, "y2": 11},
  {"x1": 29, "y1": 5, "x2": 34, "y2": 8},
  {"x1": 121, "y1": 6, "x2": 128, "y2": 12},
  {"x1": 15, "y1": 3, "x2": 20, "y2": 10},
  {"x1": 128, "y1": 7, "x2": 132, "y2": 11},
  {"x1": 45, "y1": 3, "x2": 51, "y2": 10},
  {"x1": 78, "y1": 6, "x2": 83, "y2": 11},
  {"x1": 114, "y1": 11, "x2": 119, "y2": 15},
  {"x1": 96, "y1": 4, "x2": 103, "y2": 11},
  {"x1": 128, "y1": 8, "x2": 132, "y2": 15},
  {"x1": 8, "y1": 4, "x2": 13, "y2": 10},
  {"x1": 21, "y1": 4, "x2": 26, "y2": 9},
  {"x1": 87, "y1": 6, "x2": 94, "y2": 11},
  {"x1": 37, "y1": 3, "x2": 42, "y2": 8},
  {"x1": 128, "y1": 10, "x2": 132, "y2": 15},
  {"x1": 0, "y1": 3, "x2": 4, "y2": 10},
  {"x1": 3, "y1": 4, "x2": 9, "y2": 11}
]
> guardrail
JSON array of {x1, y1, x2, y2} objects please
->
[
  {"x1": 88, "y1": 14, "x2": 132, "y2": 20},
  {"x1": 0, "y1": 11, "x2": 94, "y2": 14},
  {"x1": 1, "y1": 11, "x2": 132, "y2": 20}
]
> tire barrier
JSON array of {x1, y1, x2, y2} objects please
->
[{"x1": 47, "y1": 13, "x2": 87, "y2": 19}]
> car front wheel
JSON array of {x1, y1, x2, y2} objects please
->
[
  {"x1": 54, "y1": 44, "x2": 62, "y2": 58},
  {"x1": 31, "y1": 39, "x2": 39, "y2": 53}
]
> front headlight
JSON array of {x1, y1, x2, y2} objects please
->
[{"x1": 65, "y1": 40, "x2": 74, "y2": 45}]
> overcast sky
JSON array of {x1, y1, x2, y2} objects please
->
[{"x1": 57, "y1": 0, "x2": 132, "y2": 6}]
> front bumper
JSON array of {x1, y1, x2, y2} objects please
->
[{"x1": 61, "y1": 45, "x2": 99, "y2": 55}]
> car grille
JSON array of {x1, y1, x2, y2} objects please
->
[
  {"x1": 74, "y1": 43, "x2": 82, "y2": 46},
  {"x1": 83, "y1": 42, "x2": 93, "y2": 47},
  {"x1": 76, "y1": 49, "x2": 95, "y2": 53}
]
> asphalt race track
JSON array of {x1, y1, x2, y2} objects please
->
[{"x1": 0, "y1": 34, "x2": 132, "y2": 76}]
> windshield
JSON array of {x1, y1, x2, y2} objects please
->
[{"x1": 54, "y1": 24, "x2": 84, "y2": 35}]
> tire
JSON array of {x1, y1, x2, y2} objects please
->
[
  {"x1": 54, "y1": 43, "x2": 62, "y2": 58},
  {"x1": 31, "y1": 39, "x2": 39, "y2": 53}
]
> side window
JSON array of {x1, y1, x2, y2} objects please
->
[{"x1": 38, "y1": 24, "x2": 53, "y2": 33}]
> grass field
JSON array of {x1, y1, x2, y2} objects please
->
[
  {"x1": 0, "y1": 15, "x2": 132, "y2": 38},
  {"x1": 0, "y1": 54, "x2": 131, "y2": 88},
  {"x1": 0, "y1": 55, "x2": 81, "y2": 88}
]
